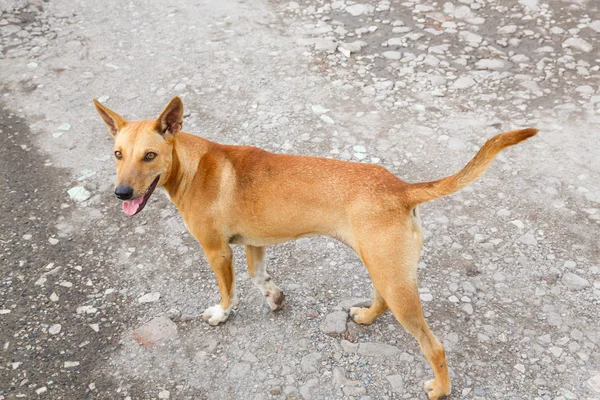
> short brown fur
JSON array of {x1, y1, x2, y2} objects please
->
[{"x1": 94, "y1": 97, "x2": 538, "y2": 399}]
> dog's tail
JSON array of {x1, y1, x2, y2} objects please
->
[{"x1": 407, "y1": 128, "x2": 538, "y2": 205}]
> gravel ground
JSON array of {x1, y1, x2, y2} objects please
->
[{"x1": 1, "y1": 0, "x2": 599, "y2": 399}]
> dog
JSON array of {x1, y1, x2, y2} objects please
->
[{"x1": 94, "y1": 96, "x2": 537, "y2": 399}]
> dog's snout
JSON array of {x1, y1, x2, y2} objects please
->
[{"x1": 114, "y1": 185, "x2": 134, "y2": 200}]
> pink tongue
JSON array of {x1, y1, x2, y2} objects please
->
[{"x1": 123, "y1": 196, "x2": 144, "y2": 216}]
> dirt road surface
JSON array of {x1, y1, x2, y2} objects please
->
[{"x1": 1, "y1": 0, "x2": 599, "y2": 399}]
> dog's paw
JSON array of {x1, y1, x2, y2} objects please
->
[
  {"x1": 202, "y1": 304, "x2": 230, "y2": 325},
  {"x1": 349, "y1": 307, "x2": 374, "y2": 325},
  {"x1": 424, "y1": 379, "x2": 435, "y2": 393},
  {"x1": 424, "y1": 379, "x2": 451, "y2": 400},
  {"x1": 266, "y1": 289, "x2": 285, "y2": 311}
]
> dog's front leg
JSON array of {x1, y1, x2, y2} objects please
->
[{"x1": 201, "y1": 242, "x2": 237, "y2": 325}]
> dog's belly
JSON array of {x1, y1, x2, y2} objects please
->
[{"x1": 229, "y1": 233, "x2": 320, "y2": 247}]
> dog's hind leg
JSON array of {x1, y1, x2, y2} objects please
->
[
  {"x1": 349, "y1": 287, "x2": 388, "y2": 325},
  {"x1": 383, "y1": 281, "x2": 450, "y2": 400},
  {"x1": 201, "y1": 242, "x2": 237, "y2": 325},
  {"x1": 356, "y1": 221, "x2": 451, "y2": 400},
  {"x1": 245, "y1": 245, "x2": 285, "y2": 311}
]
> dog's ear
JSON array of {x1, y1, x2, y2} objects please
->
[
  {"x1": 93, "y1": 99, "x2": 128, "y2": 137},
  {"x1": 155, "y1": 96, "x2": 184, "y2": 135}
]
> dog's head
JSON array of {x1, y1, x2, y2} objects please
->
[{"x1": 93, "y1": 97, "x2": 183, "y2": 216}]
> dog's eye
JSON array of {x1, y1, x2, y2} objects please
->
[
  {"x1": 144, "y1": 152, "x2": 157, "y2": 161},
  {"x1": 114, "y1": 151, "x2": 122, "y2": 160}
]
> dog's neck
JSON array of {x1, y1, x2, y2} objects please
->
[{"x1": 163, "y1": 132, "x2": 206, "y2": 206}]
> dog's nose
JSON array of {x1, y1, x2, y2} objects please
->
[{"x1": 114, "y1": 185, "x2": 134, "y2": 200}]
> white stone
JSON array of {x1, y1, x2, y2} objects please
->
[
  {"x1": 67, "y1": 186, "x2": 91, "y2": 203},
  {"x1": 382, "y1": 51, "x2": 402, "y2": 60},
  {"x1": 588, "y1": 373, "x2": 600, "y2": 393},
  {"x1": 311, "y1": 105, "x2": 329, "y2": 114},
  {"x1": 358, "y1": 342, "x2": 401, "y2": 357},
  {"x1": 64, "y1": 361, "x2": 80, "y2": 368},
  {"x1": 514, "y1": 363, "x2": 525, "y2": 373},
  {"x1": 429, "y1": 44, "x2": 450, "y2": 54},
  {"x1": 76, "y1": 305, "x2": 97, "y2": 314},
  {"x1": 423, "y1": 55, "x2": 440, "y2": 67},
  {"x1": 538, "y1": 334, "x2": 552, "y2": 343},
  {"x1": 518, "y1": 232, "x2": 538, "y2": 245},
  {"x1": 463, "y1": 281, "x2": 476, "y2": 293},
  {"x1": 392, "y1": 26, "x2": 411, "y2": 34},
  {"x1": 549, "y1": 346, "x2": 563, "y2": 357},
  {"x1": 420, "y1": 293, "x2": 433, "y2": 302},
  {"x1": 138, "y1": 292, "x2": 161, "y2": 303},
  {"x1": 345, "y1": 4, "x2": 374, "y2": 16},
  {"x1": 563, "y1": 38, "x2": 593, "y2": 53},
  {"x1": 575, "y1": 85, "x2": 594, "y2": 95},
  {"x1": 535, "y1": 46, "x2": 554, "y2": 53},
  {"x1": 564, "y1": 261, "x2": 577, "y2": 269},
  {"x1": 429, "y1": 75, "x2": 447, "y2": 86},
  {"x1": 387, "y1": 38, "x2": 403, "y2": 46},
  {"x1": 49, "y1": 324, "x2": 62, "y2": 335},
  {"x1": 339, "y1": 40, "x2": 367, "y2": 54},
  {"x1": 497, "y1": 25, "x2": 518, "y2": 35},
  {"x1": 452, "y1": 76, "x2": 476, "y2": 89},
  {"x1": 320, "y1": 311, "x2": 348, "y2": 334},
  {"x1": 158, "y1": 390, "x2": 170, "y2": 399},
  {"x1": 510, "y1": 220, "x2": 525, "y2": 229},
  {"x1": 475, "y1": 59, "x2": 506, "y2": 70},
  {"x1": 338, "y1": 47, "x2": 351, "y2": 57},
  {"x1": 320, "y1": 115, "x2": 335, "y2": 124},
  {"x1": 133, "y1": 316, "x2": 178, "y2": 345},
  {"x1": 497, "y1": 209, "x2": 511, "y2": 217},
  {"x1": 510, "y1": 54, "x2": 530, "y2": 63},
  {"x1": 313, "y1": 37, "x2": 337, "y2": 53},
  {"x1": 374, "y1": 81, "x2": 394, "y2": 91},
  {"x1": 442, "y1": 21, "x2": 457, "y2": 29},
  {"x1": 518, "y1": 0, "x2": 539, "y2": 11},
  {"x1": 386, "y1": 375, "x2": 403, "y2": 393},
  {"x1": 561, "y1": 273, "x2": 590, "y2": 291},
  {"x1": 461, "y1": 31, "x2": 483, "y2": 45}
]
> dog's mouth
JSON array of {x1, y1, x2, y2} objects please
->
[{"x1": 122, "y1": 176, "x2": 160, "y2": 216}]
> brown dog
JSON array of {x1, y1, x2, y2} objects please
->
[{"x1": 94, "y1": 96, "x2": 537, "y2": 399}]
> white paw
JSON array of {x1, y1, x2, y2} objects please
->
[
  {"x1": 202, "y1": 304, "x2": 230, "y2": 325},
  {"x1": 424, "y1": 379, "x2": 435, "y2": 392}
]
